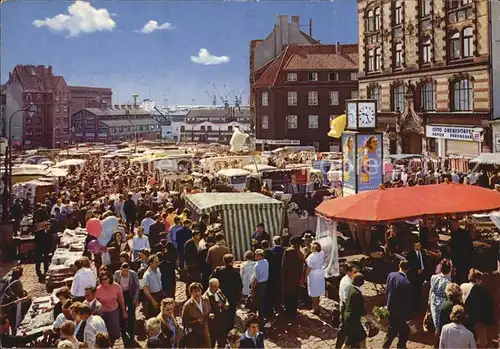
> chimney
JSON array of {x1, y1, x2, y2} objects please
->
[
  {"x1": 114, "y1": 104, "x2": 119, "y2": 109},
  {"x1": 291, "y1": 16, "x2": 300, "y2": 31},
  {"x1": 337, "y1": 41, "x2": 341, "y2": 53},
  {"x1": 309, "y1": 19, "x2": 313, "y2": 38},
  {"x1": 47, "y1": 66, "x2": 53, "y2": 76}
]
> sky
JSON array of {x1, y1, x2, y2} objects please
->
[{"x1": 1, "y1": 0, "x2": 358, "y2": 106}]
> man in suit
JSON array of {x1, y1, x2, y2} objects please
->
[
  {"x1": 343, "y1": 273, "x2": 367, "y2": 348},
  {"x1": 383, "y1": 260, "x2": 413, "y2": 349},
  {"x1": 206, "y1": 233, "x2": 230, "y2": 271},
  {"x1": 204, "y1": 278, "x2": 229, "y2": 348},
  {"x1": 83, "y1": 286, "x2": 103, "y2": 316},
  {"x1": 450, "y1": 219, "x2": 473, "y2": 284},
  {"x1": 123, "y1": 193, "x2": 137, "y2": 233},
  {"x1": 281, "y1": 236, "x2": 305, "y2": 319},
  {"x1": 149, "y1": 214, "x2": 166, "y2": 248},
  {"x1": 34, "y1": 222, "x2": 52, "y2": 280},
  {"x1": 239, "y1": 313, "x2": 264, "y2": 349},
  {"x1": 210, "y1": 253, "x2": 243, "y2": 332},
  {"x1": 177, "y1": 220, "x2": 193, "y2": 269},
  {"x1": 185, "y1": 230, "x2": 202, "y2": 299},
  {"x1": 181, "y1": 282, "x2": 212, "y2": 348},
  {"x1": 406, "y1": 240, "x2": 427, "y2": 314}
]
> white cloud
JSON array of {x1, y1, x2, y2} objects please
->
[
  {"x1": 33, "y1": 1, "x2": 115, "y2": 37},
  {"x1": 138, "y1": 20, "x2": 174, "y2": 34},
  {"x1": 190, "y1": 49, "x2": 230, "y2": 65}
]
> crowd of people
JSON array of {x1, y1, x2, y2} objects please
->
[{"x1": 1, "y1": 154, "x2": 498, "y2": 349}]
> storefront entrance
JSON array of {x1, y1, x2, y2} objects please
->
[{"x1": 402, "y1": 132, "x2": 422, "y2": 154}]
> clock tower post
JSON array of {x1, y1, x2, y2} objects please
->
[{"x1": 341, "y1": 99, "x2": 384, "y2": 196}]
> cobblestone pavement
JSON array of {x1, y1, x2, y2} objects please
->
[{"x1": 1, "y1": 260, "x2": 439, "y2": 349}]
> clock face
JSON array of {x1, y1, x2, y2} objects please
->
[
  {"x1": 358, "y1": 102, "x2": 376, "y2": 128},
  {"x1": 347, "y1": 102, "x2": 357, "y2": 129}
]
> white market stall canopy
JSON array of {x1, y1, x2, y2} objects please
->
[
  {"x1": 184, "y1": 192, "x2": 285, "y2": 260},
  {"x1": 54, "y1": 159, "x2": 86, "y2": 168},
  {"x1": 243, "y1": 164, "x2": 277, "y2": 173},
  {"x1": 470, "y1": 153, "x2": 500, "y2": 165},
  {"x1": 216, "y1": 168, "x2": 251, "y2": 177}
]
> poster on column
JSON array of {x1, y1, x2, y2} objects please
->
[
  {"x1": 356, "y1": 133, "x2": 383, "y2": 191},
  {"x1": 341, "y1": 133, "x2": 356, "y2": 194}
]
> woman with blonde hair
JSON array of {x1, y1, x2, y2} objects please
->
[
  {"x1": 59, "y1": 320, "x2": 79, "y2": 349},
  {"x1": 439, "y1": 305, "x2": 476, "y2": 349},
  {"x1": 438, "y1": 282, "x2": 463, "y2": 334},
  {"x1": 156, "y1": 298, "x2": 182, "y2": 347}
]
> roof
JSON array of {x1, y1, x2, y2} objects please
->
[
  {"x1": 186, "y1": 108, "x2": 251, "y2": 120},
  {"x1": 11, "y1": 65, "x2": 63, "y2": 93},
  {"x1": 184, "y1": 192, "x2": 284, "y2": 214},
  {"x1": 253, "y1": 44, "x2": 359, "y2": 89},
  {"x1": 99, "y1": 118, "x2": 159, "y2": 127},
  {"x1": 283, "y1": 53, "x2": 358, "y2": 70},
  {"x1": 84, "y1": 107, "x2": 150, "y2": 117}
]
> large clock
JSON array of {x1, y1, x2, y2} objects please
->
[
  {"x1": 347, "y1": 102, "x2": 357, "y2": 129},
  {"x1": 358, "y1": 102, "x2": 376, "y2": 128}
]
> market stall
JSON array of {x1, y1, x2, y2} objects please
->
[{"x1": 184, "y1": 192, "x2": 285, "y2": 260}]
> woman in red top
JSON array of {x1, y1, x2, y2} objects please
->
[{"x1": 95, "y1": 268, "x2": 126, "y2": 345}]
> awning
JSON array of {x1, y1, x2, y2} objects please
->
[
  {"x1": 388, "y1": 154, "x2": 424, "y2": 161},
  {"x1": 184, "y1": 193, "x2": 285, "y2": 259},
  {"x1": 470, "y1": 153, "x2": 500, "y2": 165}
]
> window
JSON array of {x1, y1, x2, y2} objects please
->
[
  {"x1": 367, "y1": 9, "x2": 374, "y2": 32},
  {"x1": 26, "y1": 118, "x2": 32, "y2": 125},
  {"x1": 328, "y1": 72, "x2": 338, "y2": 81},
  {"x1": 261, "y1": 92, "x2": 268, "y2": 106},
  {"x1": 262, "y1": 115, "x2": 269, "y2": 129},
  {"x1": 35, "y1": 129, "x2": 42, "y2": 136},
  {"x1": 462, "y1": 0, "x2": 472, "y2": 5},
  {"x1": 180, "y1": 125, "x2": 185, "y2": 132},
  {"x1": 308, "y1": 115, "x2": 319, "y2": 129},
  {"x1": 450, "y1": 31, "x2": 460, "y2": 59},
  {"x1": 26, "y1": 94, "x2": 32, "y2": 101},
  {"x1": 369, "y1": 86, "x2": 382, "y2": 111},
  {"x1": 368, "y1": 50, "x2": 374, "y2": 72},
  {"x1": 207, "y1": 126, "x2": 212, "y2": 131},
  {"x1": 350, "y1": 72, "x2": 358, "y2": 80},
  {"x1": 395, "y1": 43, "x2": 404, "y2": 68},
  {"x1": 452, "y1": 79, "x2": 473, "y2": 111},
  {"x1": 35, "y1": 118, "x2": 42, "y2": 125},
  {"x1": 392, "y1": 84, "x2": 405, "y2": 111},
  {"x1": 112, "y1": 127, "x2": 117, "y2": 133},
  {"x1": 463, "y1": 27, "x2": 473, "y2": 58},
  {"x1": 56, "y1": 117, "x2": 61, "y2": 124},
  {"x1": 287, "y1": 73, "x2": 297, "y2": 82},
  {"x1": 201, "y1": 126, "x2": 205, "y2": 131},
  {"x1": 55, "y1": 93, "x2": 59, "y2": 102},
  {"x1": 288, "y1": 91, "x2": 297, "y2": 106},
  {"x1": 375, "y1": 48, "x2": 382, "y2": 71},
  {"x1": 56, "y1": 106, "x2": 60, "y2": 113},
  {"x1": 422, "y1": 37, "x2": 432, "y2": 63},
  {"x1": 374, "y1": 8, "x2": 381, "y2": 30},
  {"x1": 420, "y1": 0, "x2": 431, "y2": 17},
  {"x1": 394, "y1": 2, "x2": 403, "y2": 25},
  {"x1": 26, "y1": 129, "x2": 33, "y2": 137},
  {"x1": 420, "y1": 82, "x2": 436, "y2": 111},
  {"x1": 308, "y1": 91, "x2": 318, "y2": 106},
  {"x1": 329, "y1": 91, "x2": 339, "y2": 105},
  {"x1": 308, "y1": 72, "x2": 318, "y2": 81},
  {"x1": 351, "y1": 90, "x2": 359, "y2": 99},
  {"x1": 55, "y1": 128, "x2": 60, "y2": 136},
  {"x1": 228, "y1": 126, "x2": 233, "y2": 132},
  {"x1": 286, "y1": 115, "x2": 298, "y2": 129},
  {"x1": 63, "y1": 106, "x2": 68, "y2": 112}
]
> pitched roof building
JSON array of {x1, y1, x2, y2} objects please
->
[{"x1": 253, "y1": 43, "x2": 359, "y2": 151}]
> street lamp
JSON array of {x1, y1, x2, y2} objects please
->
[{"x1": 2, "y1": 102, "x2": 37, "y2": 221}]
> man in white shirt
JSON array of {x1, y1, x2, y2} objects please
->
[
  {"x1": 132, "y1": 228, "x2": 150, "y2": 260},
  {"x1": 335, "y1": 264, "x2": 358, "y2": 349},
  {"x1": 71, "y1": 258, "x2": 97, "y2": 301},
  {"x1": 80, "y1": 304, "x2": 108, "y2": 348},
  {"x1": 141, "y1": 211, "x2": 155, "y2": 235}
]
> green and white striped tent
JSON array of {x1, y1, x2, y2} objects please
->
[{"x1": 184, "y1": 192, "x2": 285, "y2": 260}]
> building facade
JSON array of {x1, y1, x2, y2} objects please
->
[
  {"x1": 253, "y1": 43, "x2": 359, "y2": 151},
  {"x1": 68, "y1": 85, "x2": 113, "y2": 116},
  {"x1": 358, "y1": 0, "x2": 491, "y2": 157},
  {"x1": 181, "y1": 107, "x2": 251, "y2": 143},
  {"x1": 71, "y1": 105, "x2": 160, "y2": 143},
  {"x1": 5, "y1": 65, "x2": 71, "y2": 149},
  {"x1": 250, "y1": 15, "x2": 318, "y2": 129}
]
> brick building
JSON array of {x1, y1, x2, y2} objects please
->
[
  {"x1": 68, "y1": 85, "x2": 112, "y2": 116},
  {"x1": 357, "y1": 0, "x2": 492, "y2": 156},
  {"x1": 250, "y1": 15, "x2": 318, "y2": 130},
  {"x1": 253, "y1": 43, "x2": 359, "y2": 151},
  {"x1": 71, "y1": 105, "x2": 160, "y2": 143},
  {"x1": 4, "y1": 65, "x2": 71, "y2": 149}
]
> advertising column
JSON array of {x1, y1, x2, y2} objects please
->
[
  {"x1": 356, "y1": 133, "x2": 383, "y2": 191},
  {"x1": 341, "y1": 133, "x2": 356, "y2": 196}
]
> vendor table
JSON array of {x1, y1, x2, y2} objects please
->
[{"x1": 17, "y1": 294, "x2": 56, "y2": 335}]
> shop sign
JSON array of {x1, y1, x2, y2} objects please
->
[
  {"x1": 426, "y1": 125, "x2": 474, "y2": 141},
  {"x1": 255, "y1": 139, "x2": 300, "y2": 145}
]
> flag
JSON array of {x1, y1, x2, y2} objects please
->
[{"x1": 327, "y1": 114, "x2": 346, "y2": 138}]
